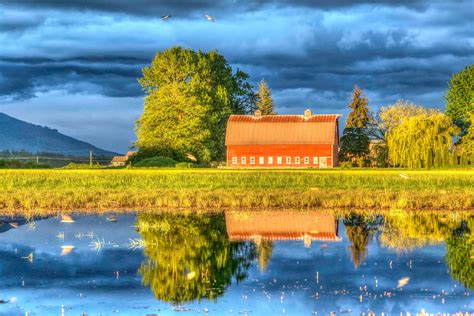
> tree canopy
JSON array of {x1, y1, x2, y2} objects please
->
[
  {"x1": 387, "y1": 112, "x2": 459, "y2": 168},
  {"x1": 255, "y1": 79, "x2": 276, "y2": 115},
  {"x1": 445, "y1": 65, "x2": 474, "y2": 136},
  {"x1": 136, "y1": 47, "x2": 255, "y2": 162}
]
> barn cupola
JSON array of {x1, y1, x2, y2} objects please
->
[
  {"x1": 304, "y1": 109, "x2": 313, "y2": 118},
  {"x1": 254, "y1": 109, "x2": 262, "y2": 117}
]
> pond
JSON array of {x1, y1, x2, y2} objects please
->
[{"x1": 0, "y1": 211, "x2": 472, "y2": 315}]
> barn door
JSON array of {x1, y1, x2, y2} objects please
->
[{"x1": 320, "y1": 157, "x2": 328, "y2": 168}]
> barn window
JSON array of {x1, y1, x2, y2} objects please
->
[
  {"x1": 241, "y1": 157, "x2": 246, "y2": 164},
  {"x1": 304, "y1": 157, "x2": 309, "y2": 164},
  {"x1": 313, "y1": 157, "x2": 319, "y2": 164},
  {"x1": 232, "y1": 157, "x2": 237, "y2": 164},
  {"x1": 277, "y1": 157, "x2": 282, "y2": 164},
  {"x1": 268, "y1": 157, "x2": 273, "y2": 164},
  {"x1": 259, "y1": 157, "x2": 264, "y2": 164},
  {"x1": 286, "y1": 157, "x2": 291, "y2": 164},
  {"x1": 250, "y1": 157, "x2": 255, "y2": 164},
  {"x1": 295, "y1": 157, "x2": 301, "y2": 164}
]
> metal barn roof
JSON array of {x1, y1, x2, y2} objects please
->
[{"x1": 225, "y1": 113, "x2": 341, "y2": 145}]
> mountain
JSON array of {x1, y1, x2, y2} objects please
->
[{"x1": 0, "y1": 113, "x2": 120, "y2": 157}]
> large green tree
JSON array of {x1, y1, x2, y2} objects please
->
[
  {"x1": 446, "y1": 218, "x2": 473, "y2": 290},
  {"x1": 445, "y1": 65, "x2": 474, "y2": 136},
  {"x1": 340, "y1": 86, "x2": 371, "y2": 165},
  {"x1": 255, "y1": 79, "x2": 276, "y2": 115},
  {"x1": 136, "y1": 47, "x2": 255, "y2": 162},
  {"x1": 458, "y1": 113, "x2": 474, "y2": 165},
  {"x1": 387, "y1": 112, "x2": 459, "y2": 168},
  {"x1": 137, "y1": 213, "x2": 256, "y2": 304}
]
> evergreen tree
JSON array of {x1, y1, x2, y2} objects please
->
[
  {"x1": 339, "y1": 86, "x2": 371, "y2": 165},
  {"x1": 136, "y1": 47, "x2": 255, "y2": 162},
  {"x1": 255, "y1": 79, "x2": 276, "y2": 115},
  {"x1": 445, "y1": 65, "x2": 474, "y2": 136},
  {"x1": 256, "y1": 240, "x2": 273, "y2": 272},
  {"x1": 346, "y1": 86, "x2": 370, "y2": 128}
]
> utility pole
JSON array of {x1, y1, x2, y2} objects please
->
[
  {"x1": 89, "y1": 150, "x2": 93, "y2": 167},
  {"x1": 36, "y1": 156, "x2": 39, "y2": 165}
]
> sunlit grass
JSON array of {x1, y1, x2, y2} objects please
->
[{"x1": 0, "y1": 168, "x2": 472, "y2": 214}]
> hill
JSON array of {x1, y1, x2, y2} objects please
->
[{"x1": 0, "y1": 113, "x2": 120, "y2": 157}]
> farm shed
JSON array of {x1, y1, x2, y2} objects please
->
[{"x1": 225, "y1": 109, "x2": 341, "y2": 168}]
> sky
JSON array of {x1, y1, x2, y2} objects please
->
[{"x1": 0, "y1": 1, "x2": 473, "y2": 153}]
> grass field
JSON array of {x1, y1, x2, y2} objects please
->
[{"x1": 0, "y1": 168, "x2": 472, "y2": 215}]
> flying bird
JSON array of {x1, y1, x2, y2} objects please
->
[
  {"x1": 161, "y1": 15, "x2": 171, "y2": 20},
  {"x1": 204, "y1": 14, "x2": 215, "y2": 22}
]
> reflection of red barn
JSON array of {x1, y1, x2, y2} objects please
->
[
  {"x1": 225, "y1": 109, "x2": 341, "y2": 168},
  {"x1": 225, "y1": 211, "x2": 340, "y2": 246}
]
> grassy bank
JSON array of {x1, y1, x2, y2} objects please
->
[{"x1": 0, "y1": 169, "x2": 472, "y2": 214}]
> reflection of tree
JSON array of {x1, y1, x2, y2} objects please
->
[
  {"x1": 343, "y1": 214, "x2": 381, "y2": 268},
  {"x1": 446, "y1": 218, "x2": 473, "y2": 290},
  {"x1": 256, "y1": 240, "x2": 273, "y2": 272},
  {"x1": 380, "y1": 211, "x2": 463, "y2": 252},
  {"x1": 137, "y1": 213, "x2": 256, "y2": 304}
]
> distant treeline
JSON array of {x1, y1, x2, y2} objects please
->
[{"x1": 0, "y1": 150, "x2": 115, "y2": 168}]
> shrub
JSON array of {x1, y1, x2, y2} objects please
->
[
  {"x1": 63, "y1": 163, "x2": 105, "y2": 169},
  {"x1": 175, "y1": 162, "x2": 194, "y2": 169},
  {"x1": 0, "y1": 159, "x2": 50, "y2": 169},
  {"x1": 134, "y1": 156, "x2": 177, "y2": 168},
  {"x1": 340, "y1": 161, "x2": 353, "y2": 169}
]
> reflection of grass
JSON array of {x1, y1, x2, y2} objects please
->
[{"x1": 0, "y1": 169, "x2": 472, "y2": 214}]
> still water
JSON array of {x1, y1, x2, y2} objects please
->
[{"x1": 0, "y1": 211, "x2": 472, "y2": 315}]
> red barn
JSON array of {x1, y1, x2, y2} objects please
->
[{"x1": 225, "y1": 109, "x2": 341, "y2": 168}]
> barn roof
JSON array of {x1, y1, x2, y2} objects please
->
[
  {"x1": 225, "y1": 112, "x2": 341, "y2": 145},
  {"x1": 225, "y1": 211, "x2": 341, "y2": 242}
]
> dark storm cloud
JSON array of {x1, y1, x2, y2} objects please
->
[
  {"x1": 2, "y1": 0, "x2": 429, "y2": 17},
  {"x1": 0, "y1": 0, "x2": 472, "y2": 150},
  {"x1": 0, "y1": 57, "x2": 144, "y2": 101}
]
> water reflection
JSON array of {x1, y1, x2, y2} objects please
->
[
  {"x1": 137, "y1": 213, "x2": 256, "y2": 303},
  {"x1": 0, "y1": 210, "x2": 472, "y2": 314}
]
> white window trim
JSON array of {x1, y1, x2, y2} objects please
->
[
  {"x1": 268, "y1": 157, "x2": 273, "y2": 164},
  {"x1": 241, "y1": 157, "x2": 246, "y2": 165},
  {"x1": 259, "y1": 157, "x2": 264, "y2": 164},
  {"x1": 295, "y1": 157, "x2": 301, "y2": 164},
  {"x1": 277, "y1": 157, "x2": 282, "y2": 164},
  {"x1": 250, "y1": 157, "x2": 255, "y2": 165},
  {"x1": 286, "y1": 157, "x2": 291, "y2": 164},
  {"x1": 313, "y1": 157, "x2": 319, "y2": 164},
  {"x1": 232, "y1": 157, "x2": 237, "y2": 165},
  {"x1": 304, "y1": 157, "x2": 309, "y2": 164}
]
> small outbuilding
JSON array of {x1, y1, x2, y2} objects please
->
[{"x1": 225, "y1": 109, "x2": 341, "y2": 168}]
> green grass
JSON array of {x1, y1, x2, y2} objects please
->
[{"x1": 0, "y1": 168, "x2": 472, "y2": 215}]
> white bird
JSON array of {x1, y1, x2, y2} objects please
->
[
  {"x1": 399, "y1": 173, "x2": 409, "y2": 179},
  {"x1": 204, "y1": 14, "x2": 215, "y2": 22},
  {"x1": 161, "y1": 15, "x2": 171, "y2": 20}
]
